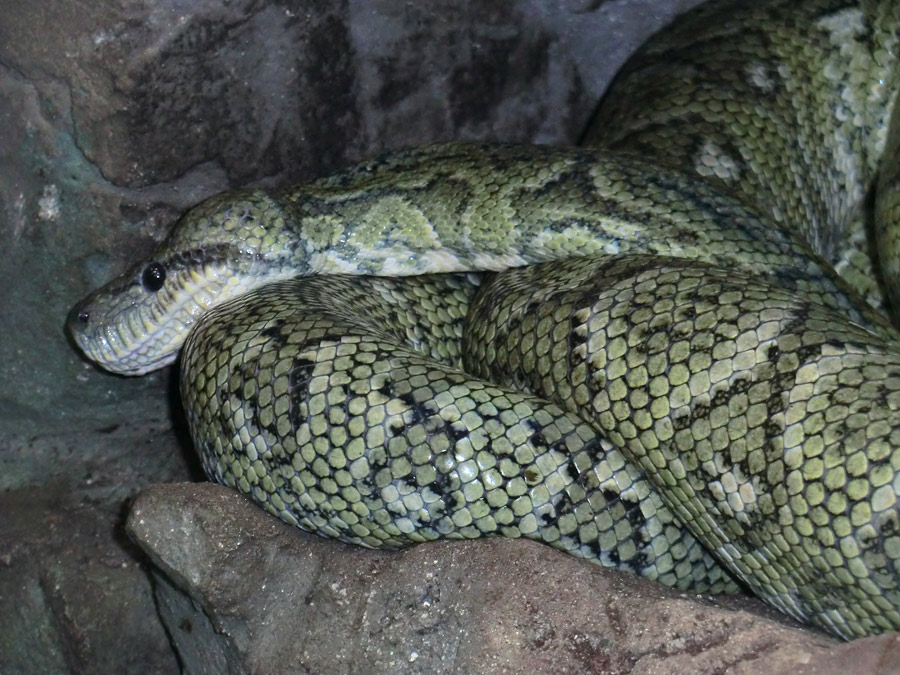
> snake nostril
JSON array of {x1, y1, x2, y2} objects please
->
[{"x1": 77, "y1": 310, "x2": 90, "y2": 325}]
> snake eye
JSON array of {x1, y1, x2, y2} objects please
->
[{"x1": 140, "y1": 262, "x2": 167, "y2": 292}]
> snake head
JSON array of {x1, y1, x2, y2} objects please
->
[{"x1": 67, "y1": 189, "x2": 301, "y2": 376}]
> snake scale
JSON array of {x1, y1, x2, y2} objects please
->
[{"x1": 68, "y1": 0, "x2": 900, "y2": 640}]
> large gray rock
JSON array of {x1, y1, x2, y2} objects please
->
[{"x1": 127, "y1": 483, "x2": 900, "y2": 675}]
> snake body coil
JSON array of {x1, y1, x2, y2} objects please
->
[{"x1": 70, "y1": 0, "x2": 900, "y2": 639}]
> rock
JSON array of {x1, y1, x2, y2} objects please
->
[
  {"x1": 0, "y1": 485, "x2": 178, "y2": 675},
  {"x1": 127, "y1": 482, "x2": 899, "y2": 675}
]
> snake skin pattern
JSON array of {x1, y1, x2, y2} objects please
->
[{"x1": 69, "y1": 0, "x2": 900, "y2": 639}]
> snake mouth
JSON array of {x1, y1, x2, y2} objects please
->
[
  {"x1": 66, "y1": 263, "x2": 218, "y2": 376},
  {"x1": 66, "y1": 296, "x2": 186, "y2": 376},
  {"x1": 68, "y1": 252, "x2": 300, "y2": 376}
]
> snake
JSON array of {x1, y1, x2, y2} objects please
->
[{"x1": 67, "y1": 0, "x2": 900, "y2": 640}]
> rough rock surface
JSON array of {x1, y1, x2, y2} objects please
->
[
  {"x1": 127, "y1": 483, "x2": 900, "y2": 675},
  {"x1": 3, "y1": 0, "x2": 900, "y2": 673},
  {"x1": 0, "y1": 483, "x2": 177, "y2": 674}
]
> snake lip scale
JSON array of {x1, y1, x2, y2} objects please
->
[{"x1": 69, "y1": 0, "x2": 900, "y2": 641}]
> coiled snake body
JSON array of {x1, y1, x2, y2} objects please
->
[{"x1": 69, "y1": 0, "x2": 900, "y2": 639}]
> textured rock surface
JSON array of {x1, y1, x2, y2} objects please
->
[
  {"x1": 6, "y1": 0, "x2": 900, "y2": 673},
  {"x1": 127, "y1": 483, "x2": 900, "y2": 675},
  {"x1": 0, "y1": 485, "x2": 178, "y2": 674}
]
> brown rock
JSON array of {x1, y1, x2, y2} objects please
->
[{"x1": 126, "y1": 482, "x2": 900, "y2": 675}]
